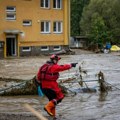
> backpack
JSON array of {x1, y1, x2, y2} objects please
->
[
  {"x1": 37, "y1": 63, "x2": 49, "y2": 81},
  {"x1": 37, "y1": 63, "x2": 59, "y2": 82}
]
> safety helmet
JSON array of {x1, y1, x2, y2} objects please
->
[{"x1": 50, "y1": 54, "x2": 61, "y2": 61}]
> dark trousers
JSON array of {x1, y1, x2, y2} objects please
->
[
  {"x1": 42, "y1": 88, "x2": 63, "y2": 105},
  {"x1": 34, "y1": 78, "x2": 63, "y2": 104}
]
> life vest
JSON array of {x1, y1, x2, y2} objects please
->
[{"x1": 37, "y1": 63, "x2": 59, "y2": 82}]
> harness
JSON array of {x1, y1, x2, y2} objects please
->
[{"x1": 38, "y1": 63, "x2": 59, "y2": 82}]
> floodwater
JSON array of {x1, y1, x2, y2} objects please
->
[{"x1": 0, "y1": 51, "x2": 120, "y2": 120}]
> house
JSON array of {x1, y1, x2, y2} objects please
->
[
  {"x1": 70, "y1": 36, "x2": 88, "y2": 48},
  {"x1": 0, "y1": 0, "x2": 70, "y2": 58}
]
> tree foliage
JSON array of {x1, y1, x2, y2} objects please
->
[
  {"x1": 71, "y1": 0, "x2": 90, "y2": 36},
  {"x1": 80, "y1": 0, "x2": 120, "y2": 45}
]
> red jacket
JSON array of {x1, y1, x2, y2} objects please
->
[{"x1": 37, "y1": 61, "x2": 72, "y2": 92}]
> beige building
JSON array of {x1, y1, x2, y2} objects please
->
[{"x1": 0, "y1": 0, "x2": 70, "y2": 58}]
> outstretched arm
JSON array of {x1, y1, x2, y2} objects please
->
[{"x1": 50, "y1": 64, "x2": 72, "y2": 73}]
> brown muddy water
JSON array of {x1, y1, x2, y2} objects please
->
[{"x1": 0, "y1": 52, "x2": 120, "y2": 120}]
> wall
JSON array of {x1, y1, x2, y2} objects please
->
[{"x1": 0, "y1": 0, "x2": 70, "y2": 58}]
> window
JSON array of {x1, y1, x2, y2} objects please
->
[
  {"x1": 24, "y1": 0, "x2": 32, "y2": 1},
  {"x1": 6, "y1": 14, "x2": 16, "y2": 20},
  {"x1": 6, "y1": 6, "x2": 16, "y2": 21},
  {"x1": 6, "y1": 6, "x2": 16, "y2": 12},
  {"x1": 53, "y1": 21, "x2": 62, "y2": 33},
  {"x1": 41, "y1": 46, "x2": 49, "y2": 51},
  {"x1": 22, "y1": 47, "x2": 31, "y2": 52},
  {"x1": 54, "y1": 46, "x2": 61, "y2": 50},
  {"x1": 41, "y1": 0, "x2": 50, "y2": 8},
  {"x1": 41, "y1": 21, "x2": 50, "y2": 33},
  {"x1": 23, "y1": 20, "x2": 32, "y2": 26},
  {"x1": 53, "y1": 0, "x2": 62, "y2": 9}
]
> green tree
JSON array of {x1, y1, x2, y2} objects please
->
[
  {"x1": 71, "y1": 0, "x2": 90, "y2": 36},
  {"x1": 90, "y1": 16, "x2": 107, "y2": 46},
  {"x1": 80, "y1": 0, "x2": 120, "y2": 45}
]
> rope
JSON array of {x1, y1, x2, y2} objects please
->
[
  {"x1": 105, "y1": 81, "x2": 120, "y2": 90},
  {"x1": 61, "y1": 79, "x2": 98, "y2": 83},
  {"x1": 0, "y1": 77, "x2": 34, "y2": 94}
]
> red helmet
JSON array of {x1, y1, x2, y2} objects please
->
[{"x1": 50, "y1": 54, "x2": 61, "y2": 61}]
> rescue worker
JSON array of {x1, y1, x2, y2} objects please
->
[{"x1": 36, "y1": 54, "x2": 77, "y2": 119}]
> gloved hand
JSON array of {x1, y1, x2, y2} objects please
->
[{"x1": 71, "y1": 63, "x2": 78, "y2": 67}]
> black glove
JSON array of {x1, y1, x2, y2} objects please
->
[{"x1": 71, "y1": 63, "x2": 78, "y2": 67}]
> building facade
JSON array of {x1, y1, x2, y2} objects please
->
[
  {"x1": 0, "y1": 0, "x2": 70, "y2": 58},
  {"x1": 70, "y1": 36, "x2": 88, "y2": 48}
]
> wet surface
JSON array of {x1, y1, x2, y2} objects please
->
[{"x1": 0, "y1": 50, "x2": 120, "y2": 120}]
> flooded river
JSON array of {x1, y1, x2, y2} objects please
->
[{"x1": 0, "y1": 52, "x2": 120, "y2": 120}]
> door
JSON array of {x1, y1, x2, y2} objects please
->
[{"x1": 6, "y1": 35, "x2": 17, "y2": 57}]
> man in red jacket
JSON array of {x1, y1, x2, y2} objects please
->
[{"x1": 36, "y1": 54, "x2": 77, "y2": 119}]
